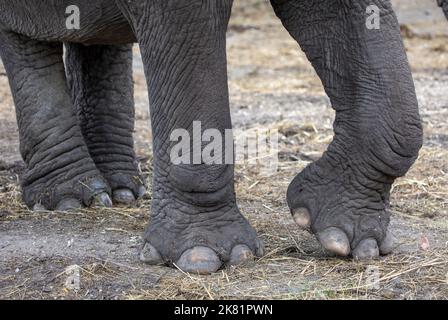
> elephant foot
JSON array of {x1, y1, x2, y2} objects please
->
[
  {"x1": 287, "y1": 158, "x2": 397, "y2": 260},
  {"x1": 24, "y1": 169, "x2": 112, "y2": 211},
  {"x1": 140, "y1": 203, "x2": 264, "y2": 274},
  {"x1": 27, "y1": 168, "x2": 144, "y2": 210}
]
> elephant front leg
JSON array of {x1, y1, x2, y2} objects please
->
[
  {"x1": 0, "y1": 32, "x2": 112, "y2": 210},
  {"x1": 65, "y1": 44, "x2": 145, "y2": 205},
  {"x1": 271, "y1": 0, "x2": 423, "y2": 258},
  {"x1": 117, "y1": 0, "x2": 263, "y2": 273},
  {"x1": 438, "y1": 0, "x2": 448, "y2": 19}
]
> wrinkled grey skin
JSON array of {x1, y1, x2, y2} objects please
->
[
  {"x1": 439, "y1": 0, "x2": 448, "y2": 18},
  {"x1": 0, "y1": 0, "x2": 425, "y2": 274}
]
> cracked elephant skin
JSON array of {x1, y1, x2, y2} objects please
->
[{"x1": 0, "y1": 0, "x2": 424, "y2": 273}]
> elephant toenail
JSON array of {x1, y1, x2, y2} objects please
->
[
  {"x1": 32, "y1": 203, "x2": 47, "y2": 212},
  {"x1": 140, "y1": 243, "x2": 163, "y2": 265},
  {"x1": 55, "y1": 198, "x2": 82, "y2": 211},
  {"x1": 229, "y1": 245, "x2": 254, "y2": 266},
  {"x1": 379, "y1": 231, "x2": 397, "y2": 255},
  {"x1": 292, "y1": 208, "x2": 311, "y2": 228},
  {"x1": 317, "y1": 227, "x2": 350, "y2": 256},
  {"x1": 138, "y1": 186, "x2": 147, "y2": 198},
  {"x1": 353, "y1": 238, "x2": 379, "y2": 260},
  {"x1": 93, "y1": 192, "x2": 112, "y2": 208},
  {"x1": 176, "y1": 246, "x2": 221, "y2": 274},
  {"x1": 113, "y1": 188, "x2": 136, "y2": 204}
]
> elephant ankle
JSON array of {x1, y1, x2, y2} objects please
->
[
  {"x1": 330, "y1": 117, "x2": 422, "y2": 179},
  {"x1": 155, "y1": 163, "x2": 235, "y2": 208}
]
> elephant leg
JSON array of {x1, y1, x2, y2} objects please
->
[
  {"x1": 0, "y1": 31, "x2": 112, "y2": 211},
  {"x1": 270, "y1": 0, "x2": 423, "y2": 259},
  {"x1": 64, "y1": 43, "x2": 145, "y2": 205},
  {"x1": 116, "y1": 0, "x2": 263, "y2": 273},
  {"x1": 438, "y1": 0, "x2": 448, "y2": 19}
]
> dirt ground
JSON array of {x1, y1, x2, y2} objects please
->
[{"x1": 0, "y1": 0, "x2": 447, "y2": 300}]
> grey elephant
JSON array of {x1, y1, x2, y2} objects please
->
[{"x1": 0, "y1": 0, "x2": 425, "y2": 274}]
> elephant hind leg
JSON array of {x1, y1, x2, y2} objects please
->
[
  {"x1": 271, "y1": 0, "x2": 422, "y2": 259},
  {"x1": 64, "y1": 43, "x2": 145, "y2": 205},
  {"x1": 438, "y1": 0, "x2": 448, "y2": 19},
  {"x1": 0, "y1": 31, "x2": 112, "y2": 210}
]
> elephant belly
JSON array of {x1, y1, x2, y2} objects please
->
[{"x1": 0, "y1": 0, "x2": 136, "y2": 45}]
